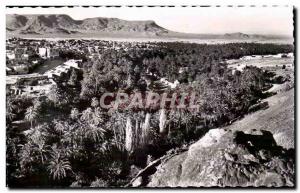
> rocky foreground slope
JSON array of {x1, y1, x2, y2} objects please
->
[
  {"x1": 224, "y1": 88, "x2": 294, "y2": 150},
  {"x1": 144, "y1": 129, "x2": 294, "y2": 187}
]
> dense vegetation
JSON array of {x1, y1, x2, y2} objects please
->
[{"x1": 6, "y1": 42, "x2": 293, "y2": 187}]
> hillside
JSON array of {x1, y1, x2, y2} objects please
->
[
  {"x1": 128, "y1": 87, "x2": 295, "y2": 187},
  {"x1": 145, "y1": 129, "x2": 294, "y2": 187},
  {"x1": 223, "y1": 88, "x2": 294, "y2": 149}
]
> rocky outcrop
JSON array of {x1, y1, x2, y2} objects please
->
[
  {"x1": 147, "y1": 129, "x2": 294, "y2": 187},
  {"x1": 223, "y1": 88, "x2": 294, "y2": 149}
]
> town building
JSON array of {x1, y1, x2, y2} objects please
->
[{"x1": 39, "y1": 47, "x2": 60, "y2": 59}]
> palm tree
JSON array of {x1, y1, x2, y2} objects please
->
[
  {"x1": 107, "y1": 111, "x2": 127, "y2": 151},
  {"x1": 48, "y1": 85, "x2": 61, "y2": 104},
  {"x1": 53, "y1": 120, "x2": 67, "y2": 135},
  {"x1": 61, "y1": 122, "x2": 78, "y2": 150},
  {"x1": 84, "y1": 124, "x2": 106, "y2": 143},
  {"x1": 47, "y1": 150, "x2": 72, "y2": 180},
  {"x1": 80, "y1": 76, "x2": 95, "y2": 98},
  {"x1": 180, "y1": 110, "x2": 193, "y2": 134},
  {"x1": 91, "y1": 97, "x2": 99, "y2": 108},
  {"x1": 33, "y1": 98, "x2": 42, "y2": 113},
  {"x1": 92, "y1": 107, "x2": 104, "y2": 126},
  {"x1": 68, "y1": 68, "x2": 78, "y2": 86},
  {"x1": 24, "y1": 124, "x2": 50, "y2": 164},
  {"x1": 25, "y1": 106, "x2": 38, "y2": 128},
  {"x1": 80, "y1": 107, "x2": 93, "y2": 123},
  {"x1": 6, "y1": 99, "x2": 16, "y2": 122},
  {"x1": 70, "y1": 108, "x2": 80, "y2": 120},
  {"x1": 19, "y1": 142, "x2": 35, "y2": 174},
  {"x1": 33, "y1": 137, "x2": 50, "y2": 164},
  {"x1": 90, "y1": 63, "x2": 103, "y2": 94},
  {"x1": 6, "y1": 108, "x2": 16, "y2": 122},
  {"x1": 167, "y1": 109, "x2": 180, "y2": 136}
]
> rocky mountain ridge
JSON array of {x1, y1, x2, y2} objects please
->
[
  {"x1": 7, "y1": 14, "x2": 284, "y2": 40},
  {"x1": 6, "y1": 14, "x2": 168, "y2": 36}
]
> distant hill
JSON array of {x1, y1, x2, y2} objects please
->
[{"x1": 224, "y1": 32, "x2": 267, "y2": 39}]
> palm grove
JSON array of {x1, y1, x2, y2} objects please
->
[{"x1": 6, "y1": 41, "x2": 293, "y2": 187}]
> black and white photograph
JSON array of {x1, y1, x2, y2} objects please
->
[{"x1": 5, "y1": 4, "x2": 295, "y2": 188}]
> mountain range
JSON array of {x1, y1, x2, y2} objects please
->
[
  {"x1": 6, "y1": 14, "x2": 291, "y2": 41},
  {"x1": 6, "y1": 14, "x2": 168, "y2": 37}
]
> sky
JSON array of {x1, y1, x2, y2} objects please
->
[{"x1": 6, "y1": 6, "x2": 294, "y2": 36}]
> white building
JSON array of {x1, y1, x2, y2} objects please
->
[
  {"x1": 39, "y1": 47, "x2": 60, "y2": 59},
  {"x1": 44, "y1": 59, "x2": 81, "y2": 78},
  {"x1": 38, "y1": 48, "x2": 47, "y2": 58},
  {"x1": 13, "y1": 64, "x2": 29, "y2": 74},
  {"x1": 6, "y1": 51, "x2": 16, "y2": 60},
  {"x1": 160, "y1": 78, "x2": 180, "y2": 89}
]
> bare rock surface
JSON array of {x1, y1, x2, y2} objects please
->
[
  {"x1": 147, "y1": 129, "x2": 294, "y2": 187},
  {"x1": 223, "y1": 89, "x2": 294, "y2": 149}
]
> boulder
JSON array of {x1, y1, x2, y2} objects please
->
[{"x1": 147, "y1": 129, "x2": 294, "y2": 187}]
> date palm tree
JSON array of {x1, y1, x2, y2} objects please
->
[
  {"x1": 80, "y1": 107, "x2": 93, "y2": 123},
  {"x1": 47, "y1": 150, "x2": 72, "y2": 180},
  {"x1": 107, "y1": 111, "x2": 127, "y2": 151},
  {"x1": 84, "y1": 124, "x2": 106, "y2": 143},
  {"x1": 19, "y1": 142, "x2": 35, "y2": 174},
  {"x1": 70, "y1": 108, "x2": 80, "y2": 120},
  {"x1": 61, "y1": 122, "x2": 78, "y2": 151},
  {"x1": 24, "y1": 124, "x2": 50, "y2": 164},
  {"x1": 91, "y1": 97, "x2": 99, "y2": 108},
  {"x1": 92, "y1": 107, "x2": 104, "y2": 126},
  {"x1": 32, "y1": 137, "x2": 50, "y2": 164},
  {"x1": 6, "y1": 100, "x2": 16, "y2": 122},
  {"x1": 25, "y1": 106, "x2": 38, "y2": 128}
]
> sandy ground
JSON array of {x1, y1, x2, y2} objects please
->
[
  {"x1": 6, "y1": 34, "x2": 293, "y2": 44},
  {"x1": 227, "y1": 57, "x2": 294, "y2": 71}
]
